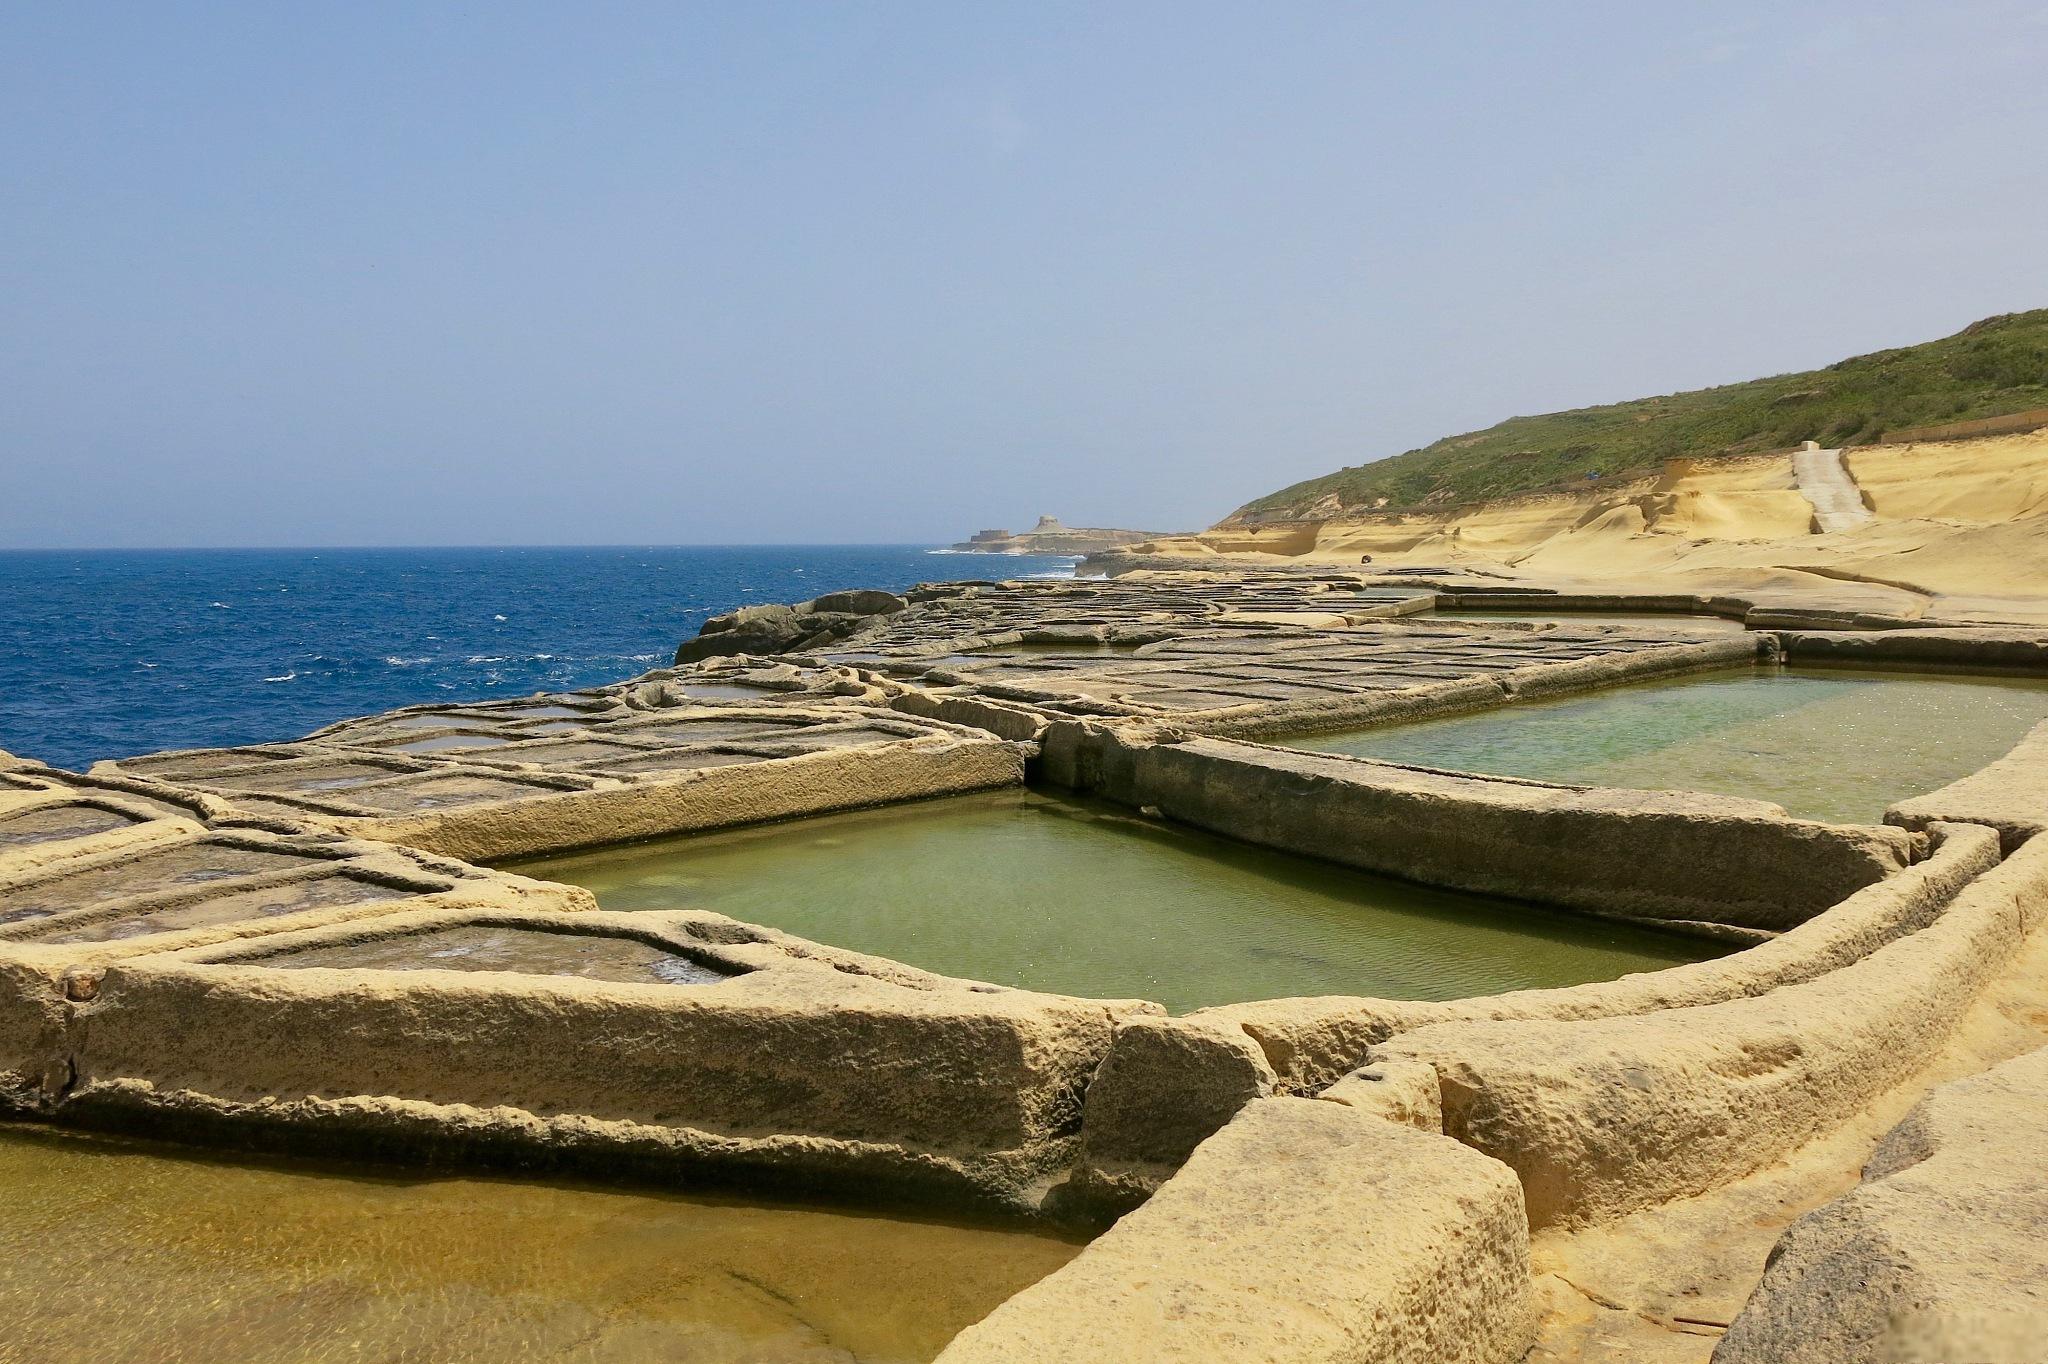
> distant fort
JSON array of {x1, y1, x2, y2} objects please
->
[{"x1": 949, "y1": 515, "x2": 1173, "y2": 555}]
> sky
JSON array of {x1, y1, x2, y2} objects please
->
[{"x1": 3, "y1": 3, "x2": 2045, "y2": 548}]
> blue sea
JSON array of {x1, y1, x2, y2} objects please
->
[{"x1": 0, "y1": 546, "x2": 1067, "y2": 772}]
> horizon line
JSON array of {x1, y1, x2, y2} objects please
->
[{"x1": 0, "y1": 541, "x2": 1026, "y2": 554}]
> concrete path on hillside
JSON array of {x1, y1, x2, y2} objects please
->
[{"x1": 1793, "y1": 446, "x2": 1874, "y2": 533}]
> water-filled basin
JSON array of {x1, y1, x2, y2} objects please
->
[
  {"x1": 509, "y1": 789, "x2": 1716, "y2": 1012},
  {"x1": 0, "y1": 1126, "x2": 1079, "y2": 1363},
  {"x1": 1283, "y1": 664, "x2": 2048, "y2": 825}
]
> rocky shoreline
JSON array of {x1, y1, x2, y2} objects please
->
[{"x1": 5, "y1": 566, "x2": 2048, "y2": 1361}]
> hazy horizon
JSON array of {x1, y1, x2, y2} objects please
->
[
  {"x1": 5, "y1": 4, "x2": 2045, "y2": 549},
  {"x1": 0, "y1": 540, "x2": 1060, "y2": 551}
]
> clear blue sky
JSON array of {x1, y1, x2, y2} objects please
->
[{"x1": 4, "y1": 3, "x2": 2044, "y2": 548}]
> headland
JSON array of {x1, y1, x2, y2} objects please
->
[{"x1": 946, "y1": 515, "x2": 1175, "y2": 556}]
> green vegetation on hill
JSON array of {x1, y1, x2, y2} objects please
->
[{"x1": 1236, "y1": 309, "x2": 2048, "y2": 521}]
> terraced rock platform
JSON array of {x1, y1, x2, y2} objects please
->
[{"x1": 8, "y1": 567, "x2": 2048, "y2": 1362}]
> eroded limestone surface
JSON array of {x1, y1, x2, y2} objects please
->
[
  {"x1": 1716, "y1": 1045, "x2": 2048, "y2": 1362},
  {"x1": 940, "y1": 1097, "x2": 1532, "y2": 1364},
  {"x1": 100, "y1": 698, "x2": 1025, "y2": 862},
  {"x1": 253, "y1": 921, "x2": 740, "y2": 987}
]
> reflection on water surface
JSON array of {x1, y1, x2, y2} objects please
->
[{"x1": 0, "y1": 1125, "x2": 1079, "y2": 1364}]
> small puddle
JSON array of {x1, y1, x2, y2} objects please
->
[
  {"x1": 31, "y1": 873, "x2": 418, "y2": 944},
  {"x1": 969, "y1": 640, "x2": 1141, "y2": 655},
  {"x1": 253, "y1": 923, "x2": 735, "y2": 986},
  {"x1": 385, "y1": 733, "x2": 514, "y2": 754},
  {"x1": 673, "y1": 684, "x2": 782, "y2": 701},
  {"x1": 509, "y1": 790, "x2": 1716, "y2": 1012},
  {"x1": 0, "y1": 843, "x2": 326, "y2": 925},
  {"x1": 0, "y1": 1125, "x2": 1080, "y2": 1364},
  {"x1": 1282, "y1": 664, "x2": 2048, "y2": 824},
  {"x1": 0, "y1": 804, "x2": 141, "y2": 848}
]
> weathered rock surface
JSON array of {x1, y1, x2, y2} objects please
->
[
  {"x1": 673, "y1": 590, "x2": 907, "y2": 664},
  {"x1": 940, "y1": 1097, "x2": 1533, "y2": 1364},
  {"x1": 61, "y1": 904, "x2": 1157, "y2": 1213},
  {"x1": 804, "y1": 588, "x2": 906, "y2": 616},
  {"x1": 1778, "y1": 626, "x2": 2048, "y2": 671},
  {"x1": 1084, "y1": 731, "x2": 1916, "y2": 933},
  {"x1": 1378, "y1": 833, "x2": 2048, "y2": 1228},
  {"x1": 1715, "y1": 1044, "x2": 2048, "y2": 1363},
  {"x1": 1320, "y1": 1057, "x2": 1445, "y2": 1130},
  {"x1": 1201, "y1": 820, "x2": 1997, "y2": 1092},
  {"x1": 1066, "y1": 1014, "x2": 1275, "y2": 1214}
]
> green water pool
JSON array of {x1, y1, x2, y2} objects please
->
[
  {"x1": 1285, "y1": 664, "x2": 2048, "y2": 825},
  {"x1": 0, "y1": 1125, "x2": 1078, "y2": 1364},
  {"x1": 510, "y1": 789, "x2": 1715, "y2": 1012}
]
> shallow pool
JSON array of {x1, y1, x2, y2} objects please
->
[
  {"x1": 511, "y1": 790, "x2": 1715, "y2": 1012},
  {"x1": 1285, "y1": 665, "x2": 2048, "y2": 825},
  {"x1": 0, "y1": 1124, "x2": 1079, "y2": 1364}
]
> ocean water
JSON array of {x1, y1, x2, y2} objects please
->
[{"x1": 0, "y1": 546, "x2": 1063, "y2": 771}]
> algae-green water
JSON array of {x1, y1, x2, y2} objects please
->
[
  {"x1": 1287, "y1": 664, "x2": 2048, "y2": 825},
  {"x1": 512, "y1": 790, "x2": 1714, "y2": 1011},
  {"x1": 0, "y1": 1124, "x2": 1078, "y2": 1364}
]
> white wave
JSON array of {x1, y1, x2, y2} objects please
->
[
  {"x1": 384, "y1": 656, "x2": 432, "y2": 667},
  {"x1": 262, "y1": 671, "x2": 297, "y2": 683},
  {"x1": 136, "y1": 662, "x2": 157, "y2": 669},
  {"x1": 209, "y1": 601, "x2": 230, "y2": 609},
  {"x1": 493, "y1": 614, "x2": 507, "y2": 621}
]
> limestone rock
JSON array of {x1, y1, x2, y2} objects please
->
[
  {"x1": 1321, "y1": 1057, "x2": 1444, "y2": 1130},
  {"x1": 939, "y1": 1097, "x2": 1533, "y2": 1364},
  {"x1": 1064, "y1": 1015, "x2": 1275, "y2": 1215},
  {"x1": 673, "y1": 591, "x2": 906, "y2": 663},
  {"x1": 804, "y1": 589, "x2": 905, "y2": 616},
  {"x1": 1715, "y1": 1045, "x2": 2048, "y2": 1363},
  {"x1": 1376, "y1": 830, "x2": 2046, "y2": 1228},
  {"x1": 674, "y1": 603, "x2": 807, "y2": 663}
]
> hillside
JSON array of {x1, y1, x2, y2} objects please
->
[{"x1": 1234, "y1": 309, "x2": 2048, "y2": 522}]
